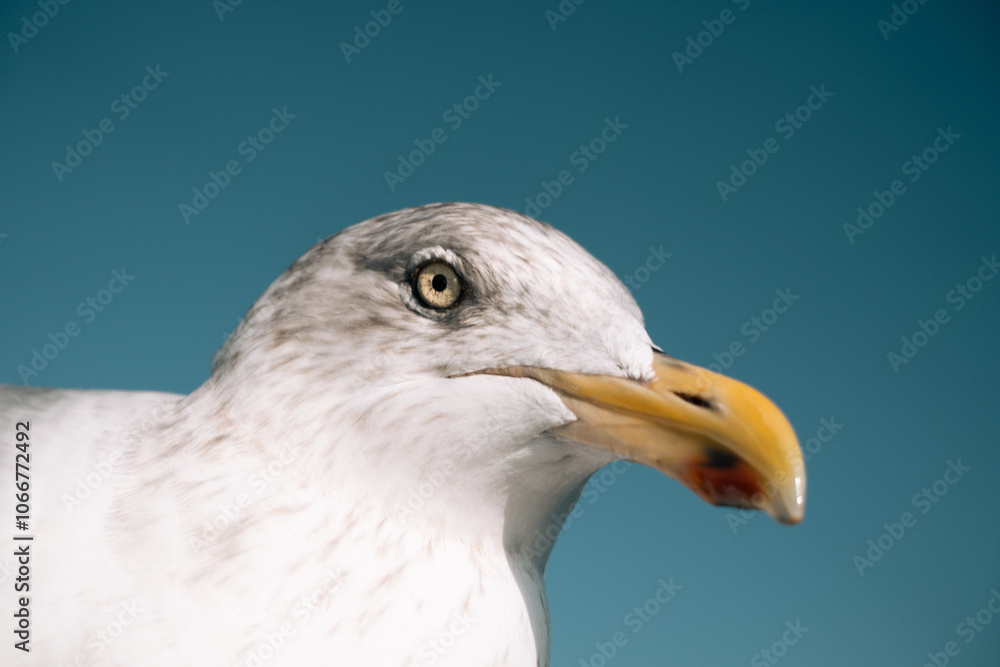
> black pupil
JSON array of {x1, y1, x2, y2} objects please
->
[{"x1": 431, "y1": 273, "x2": 448, "y2": 292}]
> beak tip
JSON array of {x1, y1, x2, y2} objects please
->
[
  {"x1": 771, "y1": 502, "x2": 805, "y2": 525},
  {"x1": 766, "y1": 475, "x2": 806, "y2": 525}
]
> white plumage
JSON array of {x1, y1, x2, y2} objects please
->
[{"x1": 1, "y1": 203, "x2": 804, "y2": 666}]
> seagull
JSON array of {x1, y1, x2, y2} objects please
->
[{"x1": 1, "y1": 202, "x2": 805, "y2": 667}]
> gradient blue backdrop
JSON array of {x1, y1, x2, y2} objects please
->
[{"x1": 2, "y1": 1, "x2": 999, "y2": 665}]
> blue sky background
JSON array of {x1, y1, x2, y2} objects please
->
[{"x1": 2, "y1": 0, "x2": 999, "y2": 664}]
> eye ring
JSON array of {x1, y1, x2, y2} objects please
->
[{"x1": 413, "y1": 260, "x2": 462, "y2": 309}]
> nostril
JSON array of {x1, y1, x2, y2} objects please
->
[{"x1": 673, "y1": 391, "x2": 714, "y2": 410}]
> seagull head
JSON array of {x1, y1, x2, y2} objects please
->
[{"x1": 209, "y1": 202, "x2": 804, "y2": 557}]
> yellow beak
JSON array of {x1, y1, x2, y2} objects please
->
[{"x1": 485, "y1": 352, "x2": 805, "y2": 524}]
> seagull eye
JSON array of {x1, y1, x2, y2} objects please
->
[{"x1": 414, "y1": 261, "x2": 462, "y2": 309}]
